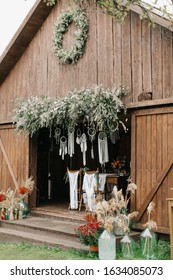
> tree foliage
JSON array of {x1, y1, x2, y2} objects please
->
[{"x1": 43, "y1": 0, "x2": 173, "y2": 25}]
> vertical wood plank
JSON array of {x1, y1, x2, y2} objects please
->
[
  {"x1": 162, "y1": 28, "x2": 172, "y2": 98},
  {"x1": 151, "y1": 25, "x2": 162, "y2": 99},
  {"x1": 141, "y1": 19, "x2": 152, "y2": 93},
  {"x1": 121, "y1": 12, "x2": 132, "y2": 103},
  {"x1": 131, "y1": 11, "x2": 142, "y2": 102}
]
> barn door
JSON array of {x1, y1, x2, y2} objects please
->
[
  {"x1": 131, "y1": 107, "x2": 173, "y2": 234},
  {"x1": 0, "y1": 124, "x2": 29, "y2": 193}
]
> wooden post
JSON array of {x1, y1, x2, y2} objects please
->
[{"x1": 167, "y1": 198, "x2": 173, "y2": 259}]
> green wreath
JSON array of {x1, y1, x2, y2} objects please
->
[{"x1": 53, "y1": 8, "x2": 89, "y2": 64}]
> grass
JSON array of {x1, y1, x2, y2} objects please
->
[{"x1": 0, "y1": 239, "x2": 171, "y2": 260}]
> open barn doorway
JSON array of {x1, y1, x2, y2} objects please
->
[{"x1": 35, "y1": 115, "x2": 131, "y2": 209}]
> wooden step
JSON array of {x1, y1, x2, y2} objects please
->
[
  {"x1": 0, "y1": 211, "x2": 141, "y2": 252},
  {"x1": 0, "y1": 215, "x2": 87, "y2": 251}
]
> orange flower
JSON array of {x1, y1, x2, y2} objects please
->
[
  {"x1": 111, "y1": 160, "x2": 120, "y2": 169},
  {"x1": 17, "y1": 186, "x2": 29, "y2": 195},
  {"x1": 84, "y1": 213, "x2": 97, "y2": 223},
  {"x1": 0, "y1": 194, "x2": 6, "y2": 202}
]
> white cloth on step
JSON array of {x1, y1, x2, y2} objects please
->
[
  {"x1": 68, "y1": 170, "x2": 79, "y2": 209},
  {"x1": 82, "y1": 173, "x2": 97, "y2": 212}
]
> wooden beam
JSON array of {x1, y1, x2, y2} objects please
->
[
  {"x1": 136, "y1": 158, "x2": 173, "y2": 222},
  {"x1": 127, "y1": 98, "x2": 173, "y2": 109},
  {"x1": 0, "y1": 136, "x2": 19, "y2": 190},
  {"x1": 130, "y1": 3, "x2": 173, "y2": 32}
]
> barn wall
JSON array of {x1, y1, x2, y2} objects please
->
[
  {"x1": 0, "y1": 2, "x2": 173, "y2": 231},
  {"x1": 131, "y1": 107, "x2": 173, "y2": 233},
  {"x1": 0, "y1": 2, "x2": 173, "y2": 124},
  {"x1": 0, "y1": 124, "x2": 29, "y2": 191}
]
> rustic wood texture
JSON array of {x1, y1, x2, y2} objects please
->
[
  {"x1": 167, "y1": 198, "x2": 173, "y2": 259},
  {"x1": 1, "y1": 4, "x2": 173, "y2": 122},
  {"x1": 0, "y1": 125, "x2": 29, "y2": 191},
  {"x1": 0, "y1": 1, "x2": 173, "y2": 233},
  {"x1": 131, "y1": 108, "x2": 173, "y2": 233}
]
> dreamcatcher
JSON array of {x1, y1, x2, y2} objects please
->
[{"x1": 87, "y1": 127, "x2": 96, "y2": 159}]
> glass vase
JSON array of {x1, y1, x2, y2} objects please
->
[
  {"x1": 120, "y1": 233, "x2": 134, "y2": 259},
  {"x1": 19, "y1": 198, "x2": 29, "y2": 218},
  {"x1": 140, "y1": 228, "x2": 157, "y2": 259},
  {"x1": 113, "y1": 215, "x2": 125, "y2": 236},
  {"x1": 98, "y1": 229, "x2": 116, "y2": 260}
]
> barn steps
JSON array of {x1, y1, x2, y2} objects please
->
[{"x1": 0, "y1": 209, "x2": 140, "y2": 252}]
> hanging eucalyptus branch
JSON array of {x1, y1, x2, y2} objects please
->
[{"x1": 12, "y1": 85, "x2": 128, "y2": 138}]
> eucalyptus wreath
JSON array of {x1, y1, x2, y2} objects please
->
[{"x1": 53, "y1": 8, "x2": 89, "y2": 64}]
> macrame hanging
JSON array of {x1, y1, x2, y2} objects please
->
[
  {"x1": 59, "y1": 136, "x2": 67, "y2": 160},
  {"x1": 87, "y1": 127, "x2": 96, "y2": 159},
  {"x1": 68, "y1": 127, "x2": 75, "y2": 157},
  {"x1": 98, "y1": 131, "x2": 109, "y2": 166},
  {"x1": 76, "y1": 128, "x2": 82, "y2": 145},
  {"x1": 108, "y1": 120, "x2": 120, "y2": 144},
  {"x1": 80, "y1": 133, "x2": 87, "y2": 166},
  {"x1": 54, "y1": 127, "x2": 61, "y2": 144}
]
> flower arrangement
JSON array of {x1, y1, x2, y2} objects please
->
[
  {"x1": 140, "y1": 201, "x2": 158, "y2": 259},
  {"x1": 75, "y1": 214, "x2": 103, "y2": 246},
  {"x1": 17, "y1": 176, "x2": 35, "y2": 199},
  {"x1": 53, "y1": 8, "x2": 89, "y2": 64},
  {"x1": 94, "y1": 199, "x2": 115, "y2": 233},
  {"x1": 144, "y1": 201, "x2": 157, "y2": 231},
  {"x1": 0, "y1": 191, "x2": 6, "y2": 204},
  {"x1": 12, "y1": 84, "x2": 127, "y2": 138},
  {"x1": 111, "y1": 157, "x2": 126, "y2": 174},
  {"x1": 0, "y1": 177, "x2": 35, "y2": 220},
  {"x1": 0, "y1": 188, "x2": 20, "y2": 211}
]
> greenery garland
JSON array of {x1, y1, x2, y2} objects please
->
[
  {"x1": 12, "y1": 85, "x2": 127, "y2": 138},
  {"x1": 52, "y1": 8, "x2": 89, "y2": 64}
]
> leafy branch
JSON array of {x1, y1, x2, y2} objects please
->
[{"x1": 42, "y1": 0, "x2": 173, "y2": 25}]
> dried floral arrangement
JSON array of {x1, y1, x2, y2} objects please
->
[
  {"x1": 140, "y1": 201, "x2": 158, "y2": 259},
  {"x1": 144, "y1": 201, "x2": 157, "y2": 231},
  {"x1": 17, "y1": 177, "x2": 35, "y2": 199},
  {"x1": 92, "y1": 177, "x2": 138, "y2": 235},
  {"x1": 0, "y1": 177, "x2": 34, "y2": 219},
  {"x1": 0, "y1": 188, "x2": 20, "y2": 211}
]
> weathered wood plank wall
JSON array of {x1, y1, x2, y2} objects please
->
[
  {"x1": 0, "y1": 125, "x2": 29, "y2": 190},
  {"x1": 131, "y1": 108, "x2": 173, "y2": 233},
  {"x1": 0, "y1": 2, "x2": 173, "y2": 123}
]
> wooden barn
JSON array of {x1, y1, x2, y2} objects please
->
[{"x1": 0, "y1": 0, "x2": 173, "y2": 235}]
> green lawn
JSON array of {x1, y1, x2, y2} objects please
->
[{"x1": 0, "y1": 240, "x2": 171, "y2": 260}]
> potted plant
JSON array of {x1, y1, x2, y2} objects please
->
[{"x1": 75, "y1": 214, "x2": 103, "y2": 252}]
